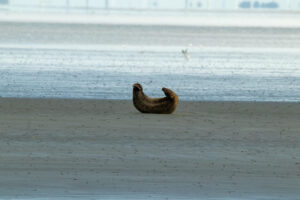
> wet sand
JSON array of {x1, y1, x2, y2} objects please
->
[{"x1": 0, "y1": 98, "x2": 299, "y2": 199}]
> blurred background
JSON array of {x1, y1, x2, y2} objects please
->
[
  {"x1": 0, "y1": 0, "x2": 300, "y2": 12},
  {"x1": 0, "y1": 0, "x2": 300, "y2": 101}
]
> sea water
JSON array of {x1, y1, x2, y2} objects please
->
[{"x1": 0, "y1": 44, "x2": 299, "y2": 102}]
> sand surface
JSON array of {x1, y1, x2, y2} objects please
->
[{"x1": 0, "y1": 98, "x2": 299, "y2": 199}]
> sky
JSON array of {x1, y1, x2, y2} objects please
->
[{"x1": 6, "y1": 0, "x2": 300, "y2": 10}]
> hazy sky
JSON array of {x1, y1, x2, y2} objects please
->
[{"x1": 7, "y1": 0, "x2": 300, "y2": 10}]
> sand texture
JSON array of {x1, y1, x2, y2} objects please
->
[{"x1": 0, "y1": 98, "x2": 299, "y2": 199}]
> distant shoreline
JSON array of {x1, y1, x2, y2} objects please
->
[{"x1": 0, "y1": 10, "x2": 300, "y2": 28}]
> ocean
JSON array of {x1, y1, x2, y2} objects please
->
[{"x1": 0, "y1": 14, "x2": 300, "y2": 102}]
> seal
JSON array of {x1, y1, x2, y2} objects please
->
[{"x1": 132, "y1": 83, "x2": 179, "y2": 114}]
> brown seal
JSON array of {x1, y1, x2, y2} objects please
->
[{"x1": 132, "y1": 83, "x2": 179, "y2": 114}]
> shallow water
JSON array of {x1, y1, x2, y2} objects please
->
[
  {"x1": 0, "y1": 22, "x2": 300, "y2": 102},
  {"x1": 0, "y1": 44, "x2": 300, "y2": 102}
]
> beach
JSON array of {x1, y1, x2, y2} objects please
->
[
  {"x1": 0, "y1": 98, "x2": 299, "y2": 199},
  {"x1": 0, "y1": 9, "x2": 300, "y2": 199}
]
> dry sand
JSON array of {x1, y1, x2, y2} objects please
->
[{"x1": 0, "y1": 98, "x2": 299, "y2": 199}]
